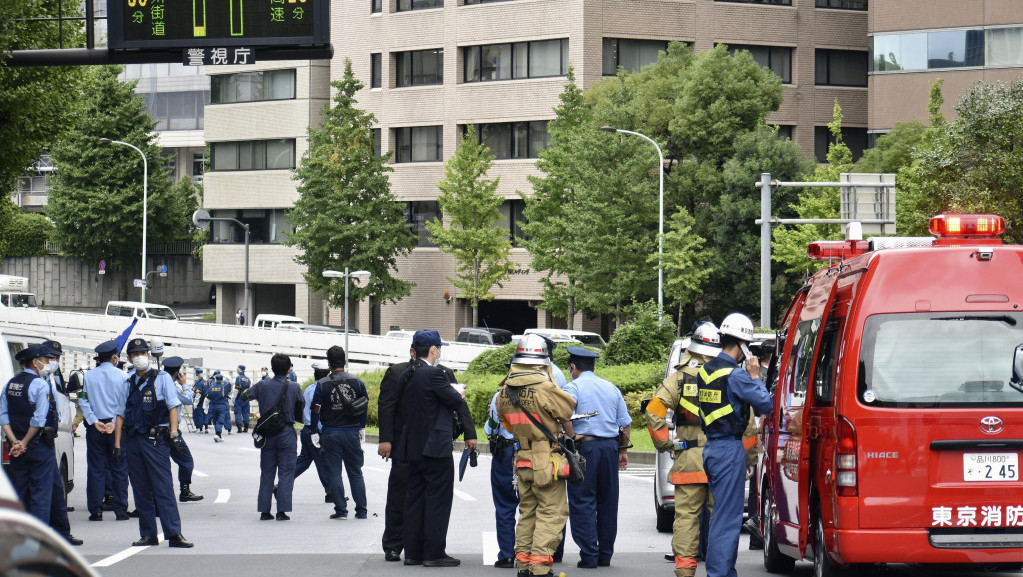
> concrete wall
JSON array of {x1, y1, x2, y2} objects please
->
[{"x1": 0, "y1": 255, "x2": 210, "y2": 309}]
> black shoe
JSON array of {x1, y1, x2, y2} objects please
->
[
  {"x1": 63, "y1": 533, "x2": 83, "y2": 546},
  {"x1": 133, "y1": 536, "x2": 159, "y2": 547},
  {"x1": 324, "y1": 492, "x2": 332, "y2": 503},
  {"x1": 128, "y1": 509, "x2": 140, "y2": 518},
  {"x1": 494, "y1": 558, "x2": 515, "y2": 568},
  {"x1": 517, "y1": 571, "x2": 529, "y2": 577},
  {"x1": 664, "y1": 554, "x2": 674, "y2": 562},
  {"x1": 168, "y1": 534, "x2": 194, "y2": 548},
  {"x1": 260, "y1": 512, "x2": 274, "y2": 520},
  {"x1": 115, "y1": 513, "x2": 130, "y2": 521},
  {"x1": 101, "y1": 497, "x2": 114, "y2": 511},
  {"x1": 385, "y1": 549, "x2": 402, "y2": 562},
  {"x1": 355, "y1": 512, "x2": 367, "y2": 519},
  {"x1": 276, "y1": 512, "x2": 290, "y2": 521},
  {"x1": 598, "y1": 560, "x2": 611, "y2": 567},
  {"x1": 179, "y1": 486, "x2": 204, "y2": 502},
  {"x1": 88, "y1": 513, "x2": 103, "y2": 522},
  {"x1": 423, "y1": 556, "x2": 460, "y2": 567},
  {"x1": 404, "y1": 559, "x2": 421, "y2": 566},
  {"x1": 330, "y1": 511, "x2": 348, "y2": 519},
  {"x1": 66, "y1": 506, "x2": 75, "y2": 512},
  {"x1": 577, "y1": 560, "x2": 598, "y2": 569}
]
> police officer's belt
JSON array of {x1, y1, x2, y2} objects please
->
[{"x1": 576, "y1": 435, "x2": 616, "y2": 443}]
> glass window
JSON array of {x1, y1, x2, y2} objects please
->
[
  {"x1": 372, "y1": 0, "x2": 381, "y2": 12},
  {"x1": 496, "y1": 199, "x2": 527, "y2": 245},
  {"x1": 812, "y1": 315, "x2": 843, "y2": 405},
  {"x1": 395, "y1": 49, "x2": 443, "y2": 87},
  {"x1": 775, "y1": 125, "x2": 793, "y2": 140},
  {"x1": 395, "y1": 126, "x2": 443, "y2": 162},
  {"x1": 480, "y1": 123, "x2": 512, "y2": 158},
  {"x1": 815, "y1": 0, "x2": 866, "y2": 8},
  {"x1": 210, "y1": 140, "x2": 295, "y2": 171},
  {"x1": 816, "y1": 49, "x2": 867, "y2": 86},
  {"x1": 373, "y1": 128, "x2": 382, "y2": 157},
  {"x1": 728, "y1": 44, "x2": 793, "y2": 83},
  {"x1": 211, "y1": 70, "x2": 296, "y2": 103},
  {"x1": 987, "y1": 27, "x2": 1023, "y2": 67},
  {"x1": 602, "y1": 38, "x2": 669, "y2": 75},
  {"x1": 482, "y1": 44, "x2": 512, "y2": 81},
  {"x1": 927, "y1": 29, "x2": 984, "y2": 69},
  {"x1": 529, "y1": 39, "x2": 562, "y2": 78},
  {"x1": 814, "y1": 126, "x2": 867, "y2": 163},
  {"x1": 406, "y1": 201, "x2": 441, "y2": 246},
  {"x1": 473, "y1": 121, "x2": 550, "y2": 160},
  {"x1": 212, "y1": 142, "x2": 238, "y2": 171},
  {"x1": 872, "y1": 32, "x2": 932, "y2": 72},
  {"x1": 396, "y1": 0, "x2": 442, "y2": 11},
  {"x1": 371, "y1": 53, "x2": 382, "y2": 88},
  {"x1": 463, "y1": 39, "x2": 568, "y2": 82}
]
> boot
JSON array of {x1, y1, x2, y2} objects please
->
[
  {"x1": 179, "y1": 485, "x2": 204, "y2": 502},
  {"x1": 236, "y1": 425, "x2": 241, "y2": 434}
]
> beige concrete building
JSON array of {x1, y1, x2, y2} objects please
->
[{"x1": 202, "y1": 0, "x2": 874, "y2": 338}]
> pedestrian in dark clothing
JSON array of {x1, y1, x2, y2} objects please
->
[{"x1": 248, "y1": 353, "x2": 304, "y2": 521}]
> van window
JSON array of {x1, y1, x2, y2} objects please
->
[
  {"x1": 491, "y1": 332, "x2": 512, "y2": 345},
  {"x1": 145, "y1": 307, "x2": 177, "y2": 320},
  {"x1": 787, "y1": 319, "x2": 821, "y2": 408},
  {"x1": 108, "y1": 305, "x2": 134, "y2": 317},
  {"x1": 859, "y1": 312, "x2": 1023, "y2": 408},
  {"x1": 812, "y1": 316, "x2": 842, "y2": 406}
]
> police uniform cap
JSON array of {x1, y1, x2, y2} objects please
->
[
  {"x1": 412, "y1": 329, "x2": 447, "y2": 347},
  {"x1": 238, "y1": 365, "x2": 245, "y2": 371},
  {"x1": 15, "y1": 344, "x2": 47, "y2": 364},
  {"x1": 95, "y1": 340, "x2": 119, "y2": 357},
  {"x1": 41, "y1": 340, "x2": 63, "y2": 357},
  {"x1": 195, "y1": 368, "x2": 204, "y2": 375},
  {"x1": 126, "y1": 338, "x2": 149, "y2": 354},
  {"x1": 162, "y1": 356, "x2": 184, "y2": 370},
  {"x1": 566, "y1": 346, "x2": 600, "y2": 363}
]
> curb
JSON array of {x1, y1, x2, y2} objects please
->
[{"x1": 364, "y1": 433, "x2": 657, "y2": 465}]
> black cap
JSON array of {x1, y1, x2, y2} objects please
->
[
  {"x1": 327, "y1": 345, "x2": 347, "y2": 369},
  {"x1": 162, "y1": 356, "x2": 184, "y2": 370},
  {"x1": 95, "y1": 340, "x2": 119, "y2": 357},
  {"x1": 126, "y1": 338, "x2": 149, "y2": 354}
]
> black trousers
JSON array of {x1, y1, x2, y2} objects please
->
[
  {"x1": 382, "y1": 459, "x2": 409, "y2": 553},
  {"x1": 403, "y1": 456, "x2": 454, "y2": 562}
]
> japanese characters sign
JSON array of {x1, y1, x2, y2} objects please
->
[
  {"x1": 931, "y1": 505, "x2": 1023, "y2": 527},
  {"x1": 183, "y1": 47, "x2": 255, "y2": 66}
]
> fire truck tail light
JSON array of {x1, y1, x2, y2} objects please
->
[
  {"x1": 929, "y1": 214, "x2": 1005, "y2": 238},
  {"x1": 807, "y1": 240, "x2": 870, "y2": 261},
  {"x1": 836, "y1": 471, "x2": 857, "y2": 487},
  {"x1": 836, "y1": 416, "x2": 858, "y2": 497}
]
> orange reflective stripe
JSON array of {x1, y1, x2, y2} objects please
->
[
  {"x1": 504, "y1": 412, "x2": 543, "y2": 426},
  {"x1": 648, "y1": 425, "x2": 671, "y2": 442},
  {"x1": 515, "y1": 552, "x2": 532, "y2": 564},
  {"x1": 646, "y1": 396, "x2": 669, "y2": 418},
  {"x1": 743, "y1": 436, "x2": 758, "y2": 450},
  {"x1": 670, "y1": 471, "x2": 708, "y2": 484},
  {"x1": 675, "y1": 556, "x2": 697, "y2": 569},
  {"x1": 529, "y1": 554, "x2": 554, "y2": 565},
  {"x1": 516, "y1": 459, "x2": 532, "y2": 468}
]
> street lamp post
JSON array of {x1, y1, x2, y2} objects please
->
[
  {"x1": 600, "y1": 126, "x2": 664, "y2": 320},
  {"x1": 100, "y1": 138, "x2": 149, "y2": 304},
  {"x1": 192, "y1": 210, "x2": 250, "y2": 325},
  {"x1": 323, "y1": 268, "x2": 371, "y2": 357}
]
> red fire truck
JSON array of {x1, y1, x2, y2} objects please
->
[{"x1": 755, "y1": 214, "x2": 1023, "y2": 575}]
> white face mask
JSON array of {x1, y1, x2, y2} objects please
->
[
  {"x1": 131, "y1": 355, "x2": 151, "y2": 372},
  {"x1": 36, "y1": 359, "x2": 52, "y2": 377},
  {"x1": 261, "y1": 371, "x2": 268, "y2": 378},
  {"x1": 48, "y1": 360, "x2": 60, "y2": 375}
]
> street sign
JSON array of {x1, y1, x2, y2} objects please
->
[
  {"x1": 133, "y1": 279, "x2": 147, "y2": 288},
  {"x1": 192, "y1": 209, "x2": 211, "y2": 229},
  {"x1": 183, "y1": 47, "x2": 256, "y2": 66},
  {"x1": 159, "y1": 265, "x2": 168, "y2": 274},
  {"x1": 107, "y1": 0, "x2": 329, "y2": 50},
  {"x1": 99, "y1": 260, "x2": 106, "y2": 276}
]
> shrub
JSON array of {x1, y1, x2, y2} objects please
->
[
  {"x1": 5, "y1": 213, "x2": 53, "y2": 257},
  {"x1": 304, "y1": 368, "x2": 386, "y2": 427},
  {"x1": 603, "y1": 301, "x2": 676, "y2": 365},
  {"x1": 465, "y1": 342, "x2": 517, "y2": 374}
]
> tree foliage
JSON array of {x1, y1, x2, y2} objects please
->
[
  {"x1": 47, "y1": 66, "x2": 195, "y2": 272},
  {"x1": 426, "y1": 125, "x2": 512, "y2": 327},
  {"x1": 288, "y1": 59, "x2": 414, "y2": 307},
  {"x1": 659, "y1": 207, "x2": 712, "y2": 334},
  {"x1": 603, "y1": 301, "x2": 676, "y2": 366},
  {"x1": 4, "y1": 213, "x2": 54, "y2": 257}
]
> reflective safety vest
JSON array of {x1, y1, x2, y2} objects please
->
[{"x1": 697, "y1": 356, "x2": 749, "y2": 438}]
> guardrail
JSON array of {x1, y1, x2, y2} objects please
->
[{"x1": 0, "y1": 308, "x2": 496, "y2": 380}]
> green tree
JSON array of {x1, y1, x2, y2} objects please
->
[
  {"x1": 659, "y1": 207, "x2": 713, "y2": 335},
  {"x1": 602, "y1": 301, "x2": 676, "y2": 365},
  {"x1": 287, "y1": 59, "x2": 414, "y2": 307},
  {"x1": 427, "y1": 125, "x2": 512, "y2": 327},
  {"x1": 47, "y1": 66, "x2": 194, "y2": 289},
  {"x1": 854, "y1": 121, "x2": 926, "y2": 174},
  {"x1": 4, "y1": 213, "x2": 54, "y2": 257}
]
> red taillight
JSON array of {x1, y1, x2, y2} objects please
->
[
  {"x1": 836, "y1": 416, "x2": 857, "y2": 497},
  {"x1": 929, "y1": 214, "x2": 1005, "y2": 238},
  {"x1": 807, "y1": 240, "x2": 871, "y2": 261}
]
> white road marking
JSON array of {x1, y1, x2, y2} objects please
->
[
  {"x1": 193, "y1": 470, "x2": 209, "y2": 478},
  {"x1": 215, "y1": 489, "x2": 231, "y2": 503},
  {"x1": 91, "y1": 532, "x2": 164, "y2": 567},
  {"x1": 482, "y1": 531, "x2": 499, "y2": 566},
  {"x1": 240, "y1": 447, "x2": 261, "y2": 453},
  {"x1": 453, "y1": 488, "x2": 476, "y2": 502},
  {"x1": 363, "y1": 466, "x2": 387, "y2": 472}
]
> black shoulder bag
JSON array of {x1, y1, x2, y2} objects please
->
[
  {"x1": 252, "y1": 383, "x2": 289, "y2": 447},
  {"x1": 506, "y1": 387, "x2": 586, "y2": 486}
]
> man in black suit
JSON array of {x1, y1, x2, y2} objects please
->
[
  {"x1": 377, "y1": 345, "x2": 413, "y2": 562},
  {"x1": 395, "y1": 330, "x2": 477, "y2": 568}
]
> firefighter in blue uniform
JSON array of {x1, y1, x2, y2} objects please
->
[
  {"x1": 191, "y1": 368, "x2": 209, "y2": 433},
  {"x1": 485, "y1": 384, "x2": 517, "y2": 569},
  {"x1": 564, "y1": 346, "x2": 632, "y2": 568},
  {"x1": 39, "y1": 340, "x2": 81, "y2": 544},
  {"x1": 161, "y1": 356, "x2": 204, "y2": 503},
  {"x1": 698, "y1": 313, "x2": 772, "y2": 577},
  {"x1": 80, "y1": 340, "x2": 131, "y2": 521},
  {"x1": 113, "y1": 338, "x2": 194, "y2": 548},
  {"x1": 207, "y1": 371, "x2": 232, "y2": 441},
  {"x1": 234, "y1": 365, "x2": 251, "y2": 433},
  {"x1": 0, "y1": 344, "x2": 82, "y2": 546}
]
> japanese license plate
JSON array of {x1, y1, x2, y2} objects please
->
[{"x1": 963, "y1": 453, "x2": 1019, "y2": 482}]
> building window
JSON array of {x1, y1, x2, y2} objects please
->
[
  {"x1": 714, "y1": 0, "x2": 791, "y2": 5},
  {"x1": 210, "y1": 139, "x2": 296, "y2": 171},
  {"x1": 987, "y1": 27, "x2": 1023, "y2": 67},
  {"x1": 396, "y1": 0, "x2": 442, "y2": 11},
  {"x1": 372, "y1": 0, "x2": 382, "y2": 12},
  {"x1": 395, "y1": 49, "x2": 444, "y2": 87},
  {"x1": 727, "y1": 44, "x2": 792, "y2": 84},
  {"x1": 497, "y1": 199, "x2": 527, "y2": 245},
  {"x1": 371, "y1": 53, "x2": 382, "y2": 88},
  {"x1": 468, "y1": 121, "x2": 550, "y2": 160},
  {"x1": 814, "y1": 126, "x2": 867, "y2": 163},
  {"x1": 209, "y1": 209, "x2": 292, "y2": 244},
  {"x1": 406, "y1": 201, "x2": 441, "y2": 247},
  {"x1": 815, "y1": 49, "x2": 867, "y2": 86},
  {"x1": 775, "y1": 125, "x2": 793, "y2": 141},
  {"x1": 210, "y1": 69, "x2": 296, "y2": 104},
  {"x1": 602, "y1": 38, "x2": 669, "y2": 76},
  {"x1": 873, "y1": 29, "x2": 991, "y2": 72},
  {"x1": 464, "y1": 0, "x2": 514, "y2": 4},
  {"x1": 394, "y1": 126, "x2": 443, "y2": 163},
  {"x1": 927, "y1": 30, "x2": 985, "y2": 69},
  {"x1": 815, "y1": 0, "x2": 866, "y2": 9},
  {"x1": 463, "y1": 39, "x2": 569, "y2": 82},
  {"x1": 192, "y1": 153, "x2": 206, "y2": 183},
  {"x1": 373, "y1": 128, "x2": 382, "y2": 157},
  {"x1": 142, "y1": 90, "x2": 209, "y2": 131}
]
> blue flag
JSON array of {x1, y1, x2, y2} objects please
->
[{"x1": 114, "y1": 318, "x2": 139, "y2": 355}]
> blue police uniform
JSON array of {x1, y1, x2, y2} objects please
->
[
  {"x1": 191, "y1": 369, "x2": 208, "y2": 431},
  {"x1": 486, "y1": 391, "x2": 517, "y2": 566},
  {"x1": 162, "y1": 357, "x2": 203, "y2": 502},
  {"x1": 39, "y1": 340, "x2": 79, "y2": 544},
  {"x1": 294, "y1": 380, "x2": 331, "y2": 496},
  {"x1": 115, "y1": 338, "x2": 190, "y2": 546},
  {"x1": 80, "y1": 340, "x2": 131, "y2": 518},
  {"x1": 565, "y1": 347, "x2": 632, "y2": 567},
  {"x1": 700, "y1": 352, "x2": 772, "y2": 577},
  {"x1": 207, "y1": 372, "x2": 232, "y2": 438},
  {"x1": 233, "y1": 366, "x2": 251, "y2": 432},
  {"x1": 248, "y1": 374, "x2": 304, "y2": 517}
]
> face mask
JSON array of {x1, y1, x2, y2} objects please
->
[
  {"x1": 48, "y1": 360, "x2": 60, "y2": 375},
  {"x1": 261, "y1": 371, "x2": 268, "y2": 377},
  {"x1": 132, "y1": 355, "x2": 151, "y2": 372},
  {"x1": 36, "y1": 360, "x2": 52, "y2": 377}
]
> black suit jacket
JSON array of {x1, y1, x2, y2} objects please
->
[
  {"x1": 377, "y1": 359, "x2": 412, "y2": 445},
  {"x1": 395, "y1": 360, "x2": 466, "y2": 461}
]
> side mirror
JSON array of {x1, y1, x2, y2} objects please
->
[{"x1": 1012, "y1": 344, "x2": 1023, "y2": 388}]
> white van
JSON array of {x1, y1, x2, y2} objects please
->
[
  {"x1": 0, "y1": 275, "x2": 38, "y2": 308},
  {"x1": 105, "y1": 300, "x2": 178, "y2": 320},
  {"x1": 254, "y1": 314, "x2": 304, "y2": 329},
  {"x1": 523, "y1": 328, "x2": 607, "y2": 349}
]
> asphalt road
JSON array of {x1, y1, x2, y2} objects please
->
[{"x1": 66, "y1": 429, "x2": 1021, "y2": 577}]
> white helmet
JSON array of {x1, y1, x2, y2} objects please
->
[
  {"x1": 688, "y1": 323, "x2": 721, "y2": 357},
  {"x1": 719, "y1": 313, "x2": 755, "y2": 342},
  {"x1": 511, "y1": 334, "x2": 551, "y2": 366}
]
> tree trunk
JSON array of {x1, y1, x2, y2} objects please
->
[
  {"x1": 677, "y1": 301, "x2": 684, "y2": 337},
  {"x1": 472, "y1": 299, "x2": 479, "y2": 328},
  {"x1": 473, "y1": 260, "x2": 480, "y2": 327},
  {"x1": 567, "y1": 296, "x2": 575, "y2": 330}
]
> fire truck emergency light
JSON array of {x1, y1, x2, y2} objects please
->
[
  {"x1": 929, "y1": 214, "x2": 1005, "y2": 238},
  {"x1": 806, "y1": 240, "x2": 870, "y2": 261}
]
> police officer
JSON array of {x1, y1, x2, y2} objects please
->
[
  {"x1": 161, "y1": 356, "x2": 204, "y2": 503},
  {"x1": 564, "y1": 346, "x2": 632, "y2": 568},
  {"x1": 207, "y1": 371, "x2": 231, "y2": 441},
  {"x1": 0, "y1": 344, "x2": 82, "y2": 546},
  {"x1": 294, "y1": 361, "x2": 332, "y2": 503},
  {"x1": 191, "y1": 368, "x2": 209, "y2": 433},
  {"x1": 79, "y1": 339, "x2": 131, "y2": 522},
  {"x1": 645, "y1": 324, "x2": 720, "y2": 577},
  {"x1": 486, "y1": 363, "x2": 519, "y2": 569},
  {"x1": 310, "y1": 345, "x2": 369, "y2": 520},
  {"x1": 698, "y1": 313, "x2": 772, "y2": 577},
  {"x1": 234, "y1": 365, "x2": 251, "y2": 433},
  {"x1": 113, "y1": 338, "x2": 193, "y2": 548},
  {"x1": 248, "y1": 353, "x2": 304, "y2": 520},
  {"x1": 39, "y1": 340, "x2": 80, "y2": 542},
  {"x1": 496, "y1": 334, "x2": 576, "y2": 577}
]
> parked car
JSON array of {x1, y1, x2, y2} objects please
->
[
  {"x1": 384, "y1": 330, "x2": 417, "y2": 340},
  {"x1": 522, "y1": 328, "x2": 607, "y2": 349},
  {"x1": 275, "y1": 323, "x2": 358, "y2": 334},
  {"x1": 253, "y1": 314, "x2": 304, "y2": 329},
  {"x1": 105, "y1": 300, "x2": 178, "y2": 320},
  {"x1": 456, "y1": 327, "x2": 514, "y2": 346}
]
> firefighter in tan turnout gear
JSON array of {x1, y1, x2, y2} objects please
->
[
  {"x1": 497, "y1": 335, "x2": 576, "y2": 577},
  {"x1": 644, "y1": 323, "x2": 721, "y2": 577}
]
